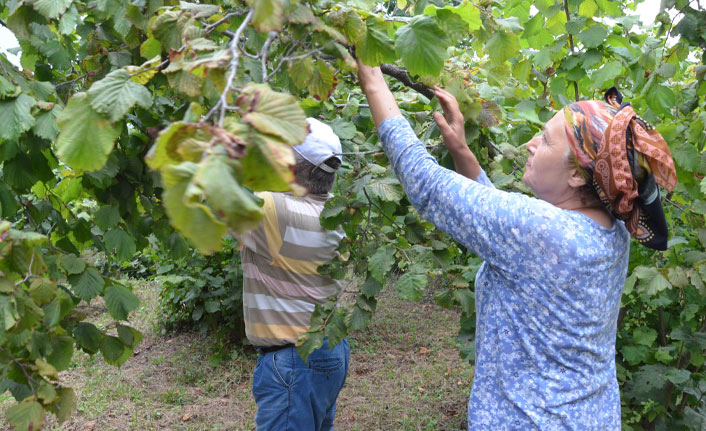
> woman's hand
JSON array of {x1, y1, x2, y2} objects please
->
[
  {"x1": 356, "y1": 58, "x2": 401, "y2": 128},
  {"x1": 433, "y1": 87, "x2": 481, "y2": 180},
  {"x1": 433, "y1": 87, "x2": 467, "y2": 154}
]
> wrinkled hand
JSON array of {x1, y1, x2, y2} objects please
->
[
  {"x1": 356, "y1": 58, "x2": 386, "y2": 95},
  {"x1": 433, "y1": 87, "x2": 466, "y2": 154}
]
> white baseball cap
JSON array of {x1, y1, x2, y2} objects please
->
[{"x1": 292, "y1": 118, "x2": 342, "y2": 173}]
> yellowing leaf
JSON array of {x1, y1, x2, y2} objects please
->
[
  {"x1": 145, "y1": 122, "x2": 211, "y2": 171},
  {"x1": 288, "y1": 57, "x2": 315, "y2": 90},
  {"x1": 357, "y1": 18, "x2": 396, "y2": 67},
  {"x1": 237, "y1": 83, "x2": 309, "y2": 146},
  {"x1": 161, "y1": 162, "x2": 227, "y2": 254},
  {"x1": 247, "y1": 0, "x2": 284, "y2": 33},
  {"x1": 193, "y1": 155, "x2": 264, "y2": 232},
  {"x1": 308, "y1": 62, "x2": 337, "y2": 101}
]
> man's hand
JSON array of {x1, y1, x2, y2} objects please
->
[{"x1": 433, "y1": 87, "x2": 481, "y2": 180}]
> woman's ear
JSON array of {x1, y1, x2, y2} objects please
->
[{"x1": 567, "y1": 165, "x2": 588, "y2": 189}]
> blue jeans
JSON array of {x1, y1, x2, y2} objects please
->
[{"x1": 252, "y1": 338, "x2": 350, "y2": 431}]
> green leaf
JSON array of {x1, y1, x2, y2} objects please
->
[
  {"x1": 47, "y1": 336, "x2": 73, "y2": 371},
  {"x1": 0, "y1": 94, "x2": 36, "y2": 141},
  {"x1": 578, "y1": 24, "x2": 609, "y2": 49},
  {"x1": 192, "y1": 155, "x2": 264, "y2": 233},
  {"x1": 238, "y1": 83, "x2": 309, "y2": 146},
  {"x1": 56, "y1": 93, "x2": 121, "y2": 172},
  {"x1": 247, "y1": 0, "x2": 284, "y2": 33},
  {"x1": 665, "y1": 368, "x2": 691, "y2": 385},
  {"x1": 621, "y1": 344, "x2": 649, "y2": 365},
  {"x1": 634, "y1": 266, "x2": 672, "y2": 297},
  {"x1": 396, "y1": 271, "x2": 427, "y2": 301},
  {"x1": 29, "y1": 278, "x2": 56, "y2": 306},
  {"x1": 51, "y1": 387, "x2": 77, "y2": 423},
  {"x1": 513, "y1": 100, "x2": 541, "y2": 124},
  {"x1": 578, "y1": 0, "x2": 598, "y2": 17},
  {"x1": 331, "y1": 119, "x2": 356, "y2": 140},
  {"x1": 366, "y1": 178, "x2": 404, "y2": 202},
  {"x1": 646, "y1": 85, "x2": 676, "y2": 116},
  {"x1": 74, "y1": 322, "x2": 102, "y2": 354},
  {"x1": 591, "y1": 61, "x2": 623, "y2": 88},
  {"x1": 296, "y1": 331, "x2": 324, "y2": 362},
  {"x1": 100, "y1": 335, "x2": 127, "y2": 366},
  {"x1": 656, "y1": 62, "x2": 677, "y2": 79},
  {"x1": 103, "y1": 228, "x2": 137, "y2": 261},
  {"x1": 486, "y1": 30, "x2": 520, "y2": 64},
  {"x1": 360, "y1": 276, "x2": 383, "y2": 298},
  {"x1": 29, "y1": 0, "x2": 72, "y2": 19},
  {"x1": 88, "y1": 69, "x2": 152, "y2": 123},
  {"x1": 59, "y1": 5, "x2": 80, "y2": 35},
  {"x1": 368, "y1": 245, "x2": 395, "y2": 283},
  {"x1": 140, "y1": 38, "x2": 162, "y2": 60},
  {"x1": 94, "y1": 206, "x2": 121, "y2": 231},
  {"x1": 425, "y1": 1, "x2": 481, "y2": 31},
  {"x1": 59, "y1": 254, "x2": 85, "y2": 275},
  {"x1": 324, "y1": 310, "x2": 347, "y2": 348},
  {"x1": 149, "y1": 10, "x2": 182, "y2": 51},
  {"x1": 672, "y1": 142, "x2": 700, "y2": 172},
  {"x1": 68, "y1": 267, "x2": 105, "y2": 302},
  {"x1": 104, "y1": 284, "x2": 140, "y2": 321},
  {"x1": 395, "y1": 16, "x2": 450, "y2": 77},
  {"x1": 346, "y1": 304, "x2": 372, "y2": 331},
  {"x1": 33, "y1": 104, "x2": 62, "y2": 141},
  {"x1": 161, "y1": 162, "x2": 227, "y2": 254},
  {"x1": 633, "y1": 327, "x2": 658, "y2": 346},
  {"x1": 5, "y1": 400, "x2": 44, "y2": 431},
  {"x1": 357, "y1": 18, "x2": 396, "y2": 66}
]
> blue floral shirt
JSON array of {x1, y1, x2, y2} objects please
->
[{"x1": 378, "y1": 116, "x2": 630, "y2": 431}]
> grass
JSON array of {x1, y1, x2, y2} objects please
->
[{"x1": 0, "y1": 280, "x2": 473, "y2": 431}]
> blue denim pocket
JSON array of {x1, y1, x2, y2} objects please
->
[
  {"x1": 272, "y1": 348, "x2": 294, "y2": 387},
  {"x1": 309, "y1": 357, "x2": 342, "y2": 373}
]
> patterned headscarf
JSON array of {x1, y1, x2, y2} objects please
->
[{"x1": 562, "y1": 88, "x2": 677, "y2": 250}]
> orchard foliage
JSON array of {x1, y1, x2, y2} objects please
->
[{"x1": 0, "y1": 0, "x2": 704, "y2": 429}]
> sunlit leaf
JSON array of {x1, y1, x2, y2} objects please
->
[
  {"x1": 56, "y1": 93, "x2": 121, "y2": 172},
  {"x1": 395, "y1": 16, "x2": 450, "y2": 77}
]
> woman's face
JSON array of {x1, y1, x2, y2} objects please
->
[{"x1": 522, "y1": 111, "x2": 576, "y2": 204}]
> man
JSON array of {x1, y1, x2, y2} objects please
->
[{"x1": 240, "y1": 118, "x2": 349, "y2": 431}]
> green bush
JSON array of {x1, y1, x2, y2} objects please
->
[{"x1": 147, "y1": 237, "x2": 245, "y2": 341}]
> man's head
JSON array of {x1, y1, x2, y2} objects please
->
[{"x1": 292, "y1": 118, "x2": 342, "y2": 194}]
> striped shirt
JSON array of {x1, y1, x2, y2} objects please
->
[{"x1": 240, "y1": 191, "x2": 345, "y2": 347}]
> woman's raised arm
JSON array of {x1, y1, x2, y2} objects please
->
[{"x1": 356, "y1": 59, "x2": 401, "y2": 128}]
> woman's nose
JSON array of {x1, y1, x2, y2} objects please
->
[{"x1": 526, "y1": 137, "x2": 538, "y2": 154}]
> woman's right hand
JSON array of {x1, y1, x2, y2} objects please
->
[
  {"x1": 433, "y1": 87, "x2": 481, "y2": 180},
  {"x1": 433, "y1": 87, "x2": 467, "y2": 154}
]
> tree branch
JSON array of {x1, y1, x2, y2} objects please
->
[
  {"x1": 379, "y1": 63, "x2": 434, "y2": 99},
  {"x1": 260, "y1": 31, "x2": 278, "y2": 83},
  {"x1": 205, "y1": 9, "x2": 254, "y2": 126},
  {"x1": 563, "y1": 0, "x2": 580, "y2": 101}
]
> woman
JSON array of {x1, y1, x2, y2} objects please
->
[{"x1": 356, "y1": 60, "x2": 676, "y2": 431}]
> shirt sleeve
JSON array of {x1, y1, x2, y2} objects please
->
[
  {"x1": 377, "y1": 115, "x2": 570, "y2": 274},
  {"x1": 240, "y1": 192, "x2": 274, "y2": 258}
]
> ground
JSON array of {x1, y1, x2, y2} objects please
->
[{"x1": 1, "y1": 281, "x2": 474, "y2": 431}]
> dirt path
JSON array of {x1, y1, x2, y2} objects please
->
[{"x1": 1, "y1": 282, "x2": 473, "y2": 431}]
